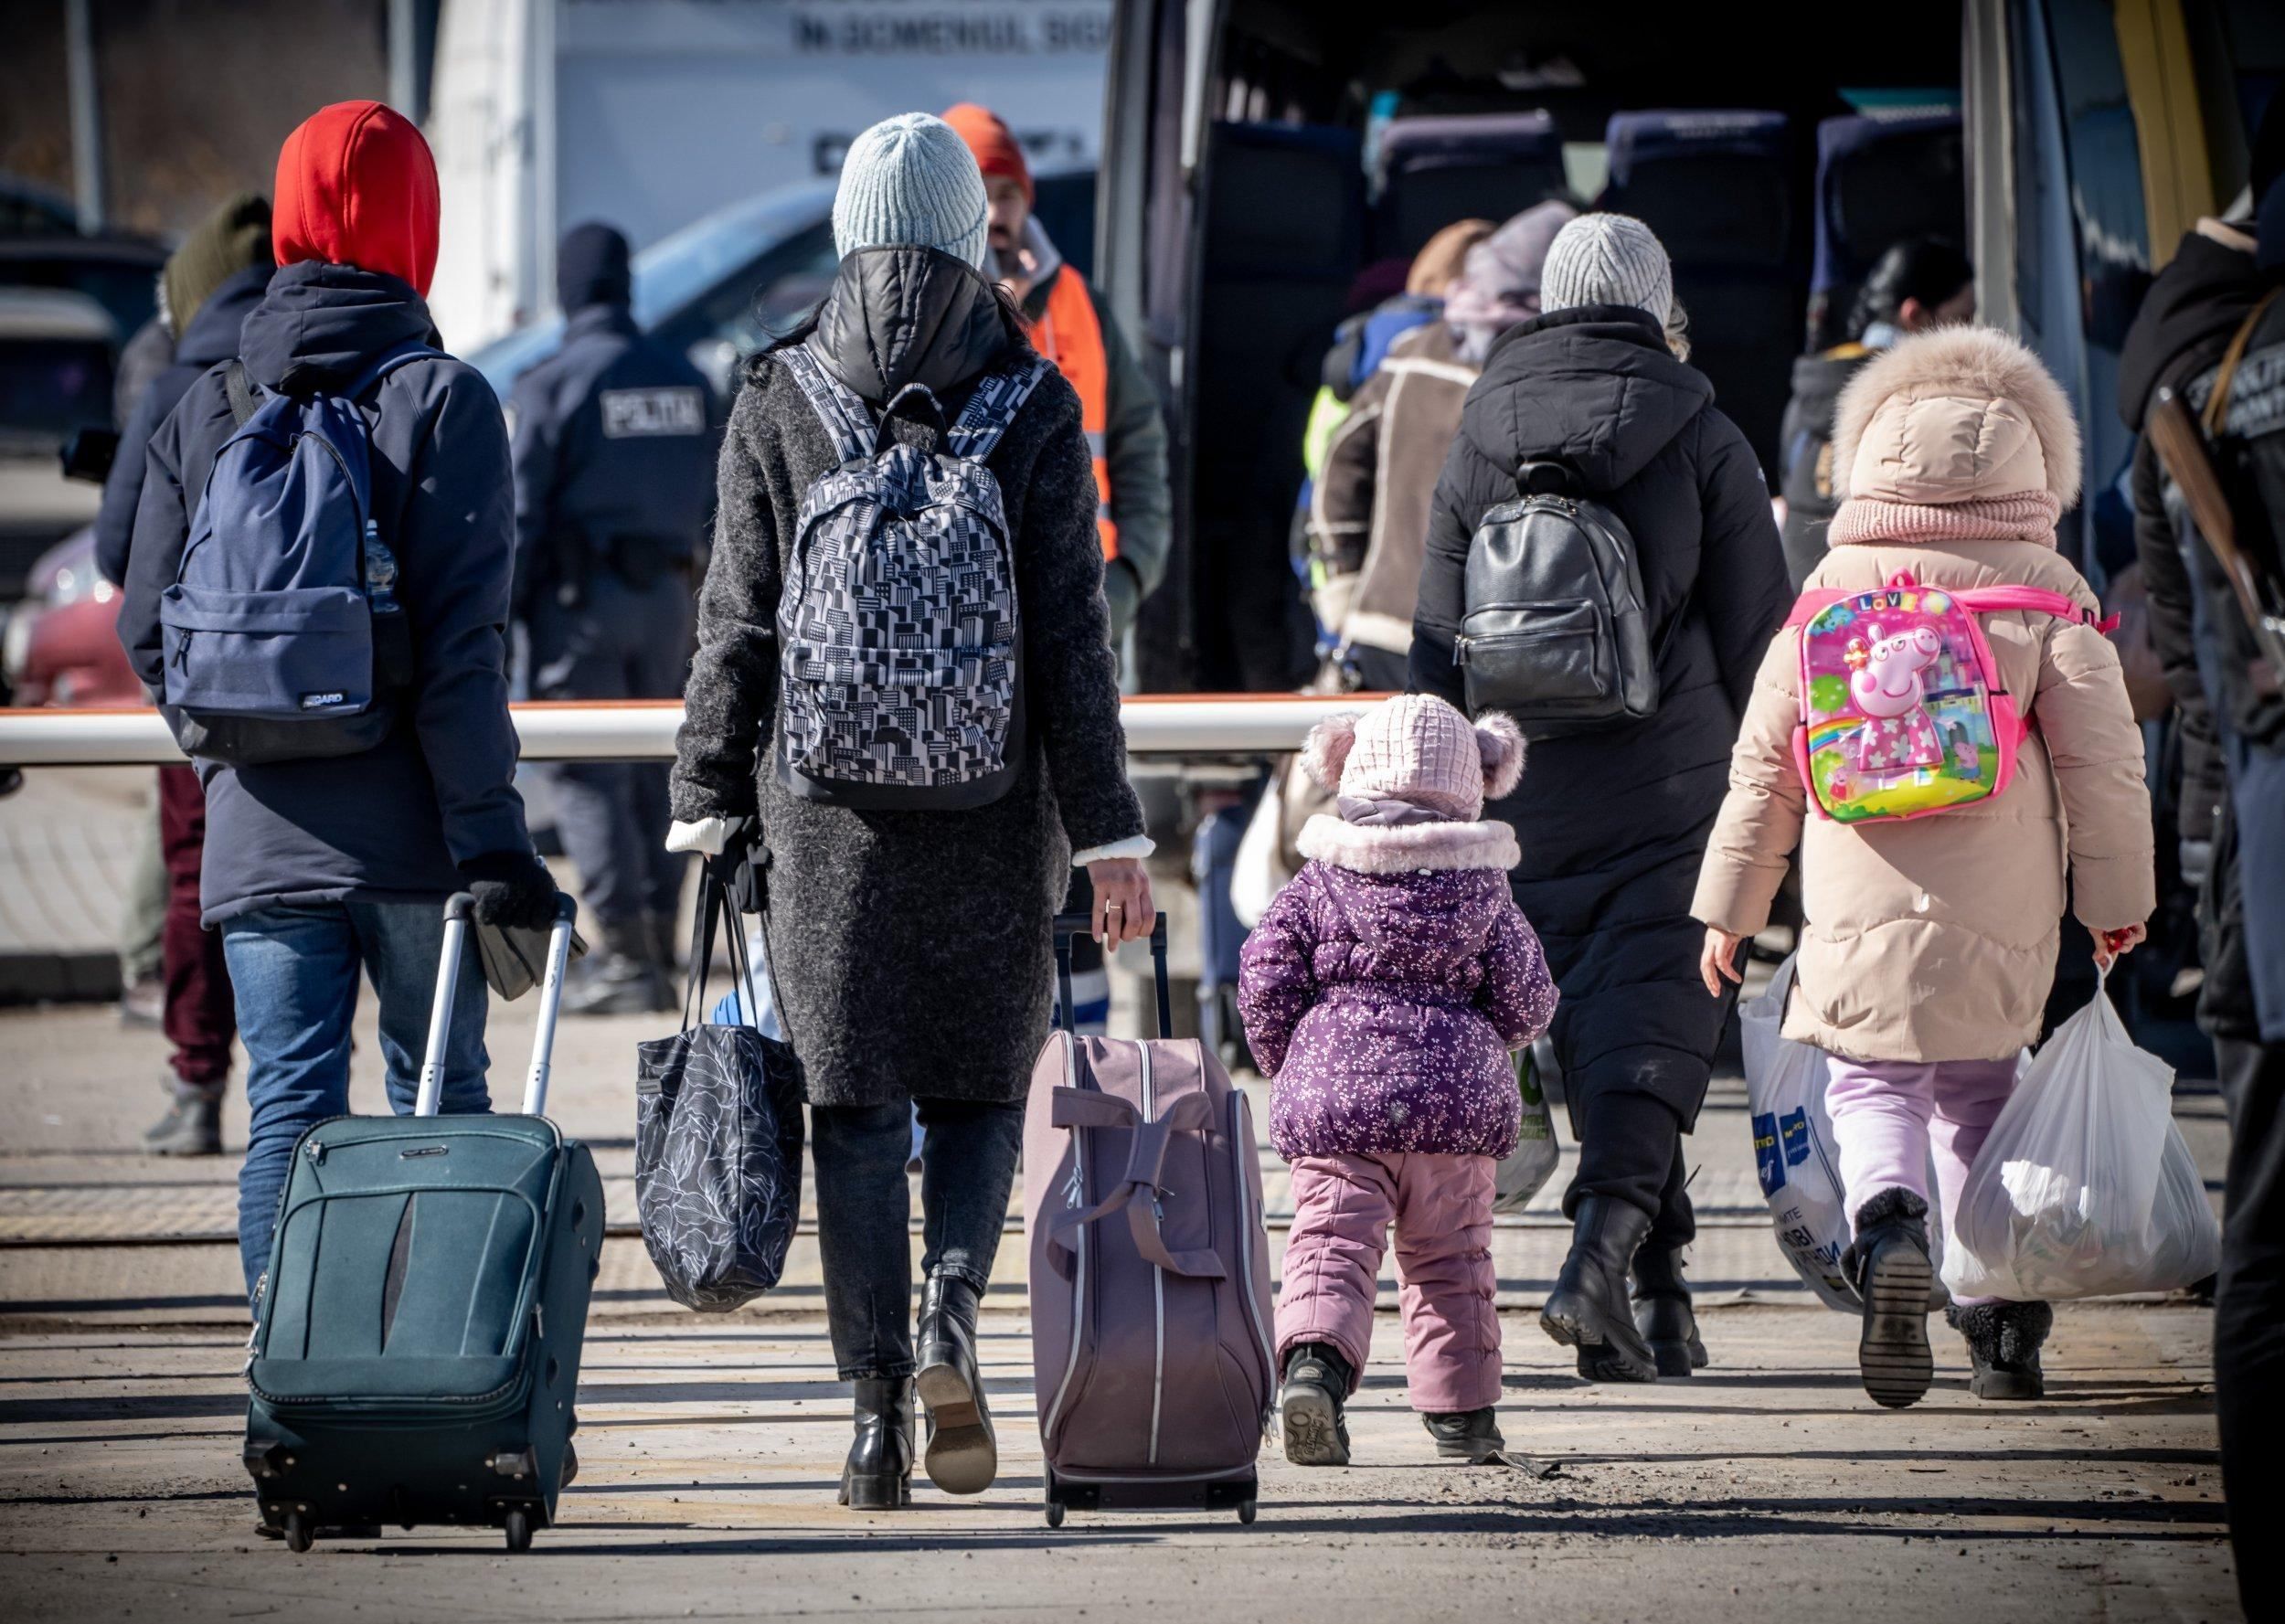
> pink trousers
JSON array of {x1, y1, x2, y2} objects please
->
[
  {"x1": 1825, "y1": 1056, "x2": 2019, "y2": 1307},
  {"x1": 1275, "y1": 1151, "x2": 1500, "y2": 1414}
]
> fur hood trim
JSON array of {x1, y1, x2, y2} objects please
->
[
  {"x1": 1297, "y1": 814, "x2": 1520, "y2": 875},
  {"x1": 1833, "y1": 324, "x2": 2081, "y2": 507}
]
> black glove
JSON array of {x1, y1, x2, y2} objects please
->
[
  {"x1": 708, "y1": 829, "x2": 768, "y2": 916},
  {"x1": 460, "y1": 851, "x2": 561, "y2": 931}
]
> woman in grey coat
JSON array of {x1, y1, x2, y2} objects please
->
[{"x1": 667, "y1": 113, "x2": 1153, "y2": 1509}]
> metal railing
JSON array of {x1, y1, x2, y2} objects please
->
[{"x1": 0, "y1": 694, "x2": 1383, "y2": 767}]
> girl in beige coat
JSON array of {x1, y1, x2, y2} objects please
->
[{"x1": 1691, "y1": 325, "x2": 2154, "y2": 1409}]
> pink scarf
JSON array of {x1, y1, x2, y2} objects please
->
[{"x1": 1827, "y1": 491, "x2": 2062, "y2": 549}]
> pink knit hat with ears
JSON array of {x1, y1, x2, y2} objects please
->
[{"x1": 1301, "y1": 694, "x2": 1525, "y2": 821}]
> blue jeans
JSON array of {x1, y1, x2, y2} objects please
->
[{"x1": 220, "y1": 898, "x2": 491, "y2": 1295}]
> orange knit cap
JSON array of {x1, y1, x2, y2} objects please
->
[{"x1": 941, "y1": 102, "x2": 1032, "y2": 204}]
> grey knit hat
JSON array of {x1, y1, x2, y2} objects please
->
[
  {"x1": 1539, "y1": 212, "x2": 1674, "y2": 328},
  {"x1": 831, "y1": 112, "x2": 991, "y2": 271}
]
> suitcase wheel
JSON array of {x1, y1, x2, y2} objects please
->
[
  {"x1": 1044, "y1": 1499, "x2": 1065, "y2": 1529},
  {"x1": 1238, "y1": 1499, "x2": 1257, "y2": 1525},
  {"x1": 282, "y1": 1512, "x2": 312, "y2": 1554},
  {"x1": 503, "y1": 1508, "x2": 533, "y2": 1552}
]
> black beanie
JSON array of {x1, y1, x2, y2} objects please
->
[{"x1": 557, "y1": 220, "x2": 632, "y2": 313}]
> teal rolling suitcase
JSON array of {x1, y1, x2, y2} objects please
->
[{"x1": 242, "y1": 892, "x2": 605, "y2": 1553}]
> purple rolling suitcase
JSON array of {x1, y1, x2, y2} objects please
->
[{"x1": 1024, "y1": 913, "x2": 1277, "y2": 1527}]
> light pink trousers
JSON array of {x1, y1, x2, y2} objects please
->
[
  {"x1": 1825, "y1": 1056, "x2": 2020, "y2": 1307},
  {"x1": 1275, "y1": 1151, "x2": 1500, "y2": 1414}
]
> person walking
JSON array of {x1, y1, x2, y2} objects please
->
[
  {"x1": 118, "y1": 101, "x2": 559, "y2": 1296},
  {"x1": 1311, "y1": 201, "x2": 1575, "y2": 688},
  {"x1": 667, "y1": 112, "x2": 1153, "y2": 1508},
  {"x1": 509, "y1": 221, "x2": 714, "y2": 1015},
  {"x1": 1695, "y1": 324, "x2": 2153, "y2": 1406},
  {"x1": 1238, "y1": 695, "x2": 1557, "y2": 1466},
  {"x1": 93, "y1": 191, "x2": 275, "y2": 1154},
  {"x1": 1409, "y1": 213, "x2": 1791, "y2": 1382},
  {"x1": 1777, "y1": 238, "x2": 1974, "y2": 588}
]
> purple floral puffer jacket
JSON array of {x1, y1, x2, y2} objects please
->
[{"x1": 1237, "y1": 816, "x2": 1558, "y2": 1160}]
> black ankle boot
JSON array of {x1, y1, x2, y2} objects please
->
[
  {"x1": 1631, "y1": 1244, "x2": 1708, "y2": 1378},
  {"x1": 1541, "y1": 1195, "x2": 1657, "y2": 1382},
  {"x1": 1844, "y1": 1188, "x2": 1936, "y2": 1409},
  {"x1": 839, "y1": 1375, "x2": 914, "y2": 1508},
  {"x1": 1279, "y1": 1342, "x2": 1353, "y2": 1466},
  {"x1": 1421, "y1": 1406, "x2": 1504, "y2": 1463},
  {"x1": 1948, "y1": 1300, "x2": 2053, "y2": 1400},
  {"x1": 915, "y1": 1273, "x2": 995, "y2": 1494}
]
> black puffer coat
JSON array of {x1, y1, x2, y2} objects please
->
[
  {"x1": 671, "y1": 247, "x2": 1143, "y2": 1109},
  {"x1": 1411, "y1": 304, "x2": 1791, "y2": 1127}
]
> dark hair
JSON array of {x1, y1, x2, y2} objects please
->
[{"x1": 1847, "y1": 237, "x2": 1973, "y2": 342}]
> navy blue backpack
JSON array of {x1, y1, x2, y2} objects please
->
[{"x1": 158, "y1": 342, "x2": 438, "y2": 766}]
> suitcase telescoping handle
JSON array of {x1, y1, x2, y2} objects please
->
[
  {"x1": 1052, "y1": 910, "x2": 1171, "y2": 1039},
  {"x1": 414, "y1": 891, "x2": 580, "y2": 1119}
]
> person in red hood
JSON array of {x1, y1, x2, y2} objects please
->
[{"x1": 118, "y1": 101, "x2": 559, "y2": 1301}]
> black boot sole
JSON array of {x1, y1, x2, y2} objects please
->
[
  {"x1": 915, "y1": 1358, "x2": 997, "y2": 1495},
  {"x1": 1541, "y1": 1290, "x2": 1657, "y2": 1383},
  {"x1": 1968, "y1": 1366, "x2": 2043, "y2": 1400},
  {"x1": 1858, "y1": 1241, "x2": 1936, "y2": 1408},
  {"x1": 1279, "y1": 1383, "x2": 1350, "y2": 1466},
  {"x1": 838, "y1": 1467, "x2": 911, "y2": 1509}
]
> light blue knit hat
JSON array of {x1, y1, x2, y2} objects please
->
[{"x1": 832, "y1": 112, "x2": 991, "y2": 271}]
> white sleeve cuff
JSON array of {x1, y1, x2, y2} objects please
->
[
  {"x1": 1072, "y1": 834, "x2": 1155, "y2": 866},
  {"x1": 666, "y1": 815, "x2": 747, "y2": 856}
]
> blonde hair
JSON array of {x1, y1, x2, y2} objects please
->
[
  {"x1": 1663, "y1": 295, "x2": 1691, "y2": 363},
  {"x1": 1407, "y1": 218, "x2": 1496, "y2": 297}
]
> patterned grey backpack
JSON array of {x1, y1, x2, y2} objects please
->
[{"x1": 775, "y1": 343, "x2": 1051, "y2": 808}]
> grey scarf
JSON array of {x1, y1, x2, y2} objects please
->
[{"x1": 1337, "y1": 794, "x2": 1451, "y2": 828}]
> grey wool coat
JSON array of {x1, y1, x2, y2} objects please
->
[{"x1": 670, "y1": 246, "x2": 1145, "y2": 1109}]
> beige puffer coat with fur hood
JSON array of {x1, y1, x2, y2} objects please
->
[{"x1": 1692, "y1": 326, "x2": 2153, "y2": 1063}]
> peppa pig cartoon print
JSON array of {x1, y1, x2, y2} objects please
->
[{"x1": 1846, "y1": 621, "x2": 1945, "y2": 772}]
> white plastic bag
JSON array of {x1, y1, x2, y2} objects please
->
[
  {"x1": 1230, "y1": 766, "x2": 1291, "y2": 929},
  {"x1": 1493, "y1": 1044, "x2": 1560, "y2": 1214},
  {"x1": 1740, "y1": 956, "x2": 1860, "y2": 1311},
  {"x1": 1943, "y1": 975, "x2": 2219, "y2": 1301}
]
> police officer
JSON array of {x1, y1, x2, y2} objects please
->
[{"x1": 510, "y1": 222, "x2": 715, "y2": 1014}]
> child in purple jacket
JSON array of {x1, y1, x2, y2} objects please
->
[{"x1": 1238, "y1": 694, "x2": 1557, "y2": 1466}]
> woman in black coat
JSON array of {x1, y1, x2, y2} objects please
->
[
  {"x1": 669, "y1": 115, "x2": 1153, "y2": 1506},
  {"x1": 1410, "y1": 214, "x2": 1791, "y2": 1381}
]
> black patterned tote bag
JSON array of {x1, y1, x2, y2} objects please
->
[{"x1": 634, "y1": 876, "x2": 804, "y2": 1311}]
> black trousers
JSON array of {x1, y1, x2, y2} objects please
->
[
  {"x1": 2215, "y1": 1034, "x2": 2285, "y2": 1618},
  {"x1": 1567, "y1": 1088, "x2": 1695, "y2": 1252},
  {"x1": 810, "y1": 1097, "x2": 1024, "y2": 1381}
]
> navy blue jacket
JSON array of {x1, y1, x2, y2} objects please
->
[
  {"x1": 119, "y1": 260, "x2": 534, "y2": 923},
  {"x1": 506, "y1": 303, "x2": 715, "y2": 613},
  {"x1": 94, "y1": 262, "x2": 272, "y2": 587}
]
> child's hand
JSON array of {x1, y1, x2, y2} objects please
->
[
  {"x1": 1699, "y1": 928, "x2": 1748, "y2": 995},
  {"x1": 2094, "y1": 923, "x2": 2147, "y2": 971}
]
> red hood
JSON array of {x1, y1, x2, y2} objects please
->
[{"x1": 272, "y1": 101, "x2": 439, "y2": 297}]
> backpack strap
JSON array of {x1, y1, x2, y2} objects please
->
[
  {"x1": 1782, "y1": 589, "x2": 1848, "y2": 629},
  {"x1": 945, "y1": 351, "x2": 1054, "y2": 463},
  {"x1": 222, "y1": 360, "x2": 260, "y2": 428},
  {"x1": 340, "y1": 340, "x2": 445, "y2": 402},
  {"x1": 777, "y1": 344, "x2": 876, "y2": 465},
  {"x1": 2202, "y1": 286, "x2": 2283, "y2": 439},
  {"x1": 1954, "y1": 583, "x2": 2119, "y2": 632}
]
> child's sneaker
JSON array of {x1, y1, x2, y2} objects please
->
[
  {"x1": 1279, "y1": 1343, "x2": 1353, "y2": 1466},
  {"x1": 1844, "y1": 1188, "x2": 1937, "y2": 1408},
  {"x1": 1421, "y1": 1407, "x2": 1504, "y2": 1463}
]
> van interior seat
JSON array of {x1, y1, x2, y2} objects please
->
[
  {"x1": 1599, "y1": 110, "x2": 1800, "y2": 475},
  {"x1": 1811, "y1": 111, "x2": 1966, "y2": 349},
  {"x1": 1372, "y1": 111, "x2": 1568, "y2": 260},
  {"x1": 1192, "y1": 120, "x2": 1366, "y2": 689}
]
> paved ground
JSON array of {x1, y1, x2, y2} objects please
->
[{"x1": 0, "y1": 967, "x2": 2244, "y2": 1620}]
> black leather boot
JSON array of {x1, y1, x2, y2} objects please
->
[
  {"x1": 1421, "y1": 1406, "x2": 1504, "y2": 1463},
  {"x1": 838, "y1": 1376, "x2": 914, "y2": 1509},
  {"x1": 1844, "y1": 1188, "x2": 1936, "y2": 1408},
  {"x1": 1949, "y1": 1300, "x2": 2053, "y2": 1400},
  {"x1": 1279, "y1": 1342, "x2": 1353, "y2": 1466},
  {"x1": 915, "y1": 1273, "x2": 995, "y2": 1494},
  {"x1": 1631, "y1": 1243, "x2": 1708, "y2": 1377},
  {"x1": 1541, "y1": 1195, "x2": 1657, "y2": 1382}
]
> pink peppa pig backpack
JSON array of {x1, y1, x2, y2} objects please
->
[{"x1": 1786, "y1": 569, "x2": 2110, "y2": 825}]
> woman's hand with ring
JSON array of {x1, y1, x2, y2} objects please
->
[{"x1": 1086, "y1": 857, "x2": 1154, "y2": 947}]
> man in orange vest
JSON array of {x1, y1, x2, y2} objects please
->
[{"x1": 944, "y1": 102, "x2": 1170, "y2": 642}]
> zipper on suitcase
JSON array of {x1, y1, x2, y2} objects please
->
[{"x1": 1141, "y1": 1040, "x2": 1164, "y2": 1469}]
